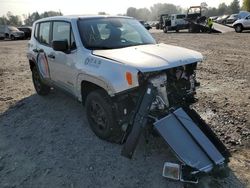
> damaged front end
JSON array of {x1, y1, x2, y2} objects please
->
[{"x1": 120, "y1": 62, "x2": 230, "y2": 184}]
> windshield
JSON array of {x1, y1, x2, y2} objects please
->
[{"x1": 77, "y1": 17, "x2": 156, "y2": 50}]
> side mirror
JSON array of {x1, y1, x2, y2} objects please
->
[{"x1": 52, "y1": 40, "x2": 68, "y2": 53}]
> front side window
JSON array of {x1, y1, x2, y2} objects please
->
[
  {"x1": 39, "y1": 22, "x2": 50, "y2": 45},
  {"x1": 177, "y1": 15, "x2": 186, "y2": 19},
  {"x1": 78, "y1": 17, "x2": 156, "y2": 50},
  {"x1": 53, "y1": 21, "x2": 76, "y2": 50},
  {"x1": 34, "y1": 24, "x2": 39, "y2": 39}
]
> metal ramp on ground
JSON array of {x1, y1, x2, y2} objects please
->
[{"x1": 212, "y1": 23, "x2": 235, "y2": 33}]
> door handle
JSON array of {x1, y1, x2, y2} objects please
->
[
  {"x1": 33, "y1": 49, "x2": 44, "y2": 53},
  {"x1": 48, "y1": 54, "x2": 55, "y2": 59}
]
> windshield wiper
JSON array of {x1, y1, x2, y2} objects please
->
[{"x1": 88, "y1": 46, "x2": 116, "y2": 50}]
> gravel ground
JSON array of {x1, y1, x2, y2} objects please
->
[{"x1": 0, "y1": 30, "x2": 249, "y2": 188}]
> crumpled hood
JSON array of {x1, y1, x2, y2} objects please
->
[{"x1": 93, "y1": 43, "x2": 203, "y2": 72}]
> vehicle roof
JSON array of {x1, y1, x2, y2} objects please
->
[{"x1": 34, "y1": 15, "x2": 133, "y2": 23}]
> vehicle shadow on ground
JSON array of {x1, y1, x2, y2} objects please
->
[
  {"x1": 0, "y1": 90, "x2": 245, "y2": 188},
  {"x1": 240, "y1": 31, "x2": 250, "y2": 33}
]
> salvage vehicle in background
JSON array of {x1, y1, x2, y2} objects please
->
[
  {"x1": 233, "y1": 14, "x2": 250, "y2": 32},
  {"x1": 185, "y1": 6, "x2": 208, "y2": 33},
  {"x1": 163, "y1": 14, "x2": 188, "y2": 33},
  {"x1": 27, "y1": 15, "x2": 230, "y2": 185}
]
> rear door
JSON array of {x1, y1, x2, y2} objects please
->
[{"x1": 34, "y1": 21, "x2": 54, "y2": 81}]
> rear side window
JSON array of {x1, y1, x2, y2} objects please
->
[
  {"x1": 52, "y1": 21, "x2": 76, "y2": 50},
  {"x1": 39, "y1": 22, "x2": 50, "y2": 45}
]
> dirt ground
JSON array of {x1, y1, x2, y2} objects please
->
[{"x1": 0, "y1": 30, "x2": 249, "y2": 188}]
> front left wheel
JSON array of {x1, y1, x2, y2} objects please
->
[
  {"x1": 85, "y1": 90, "x2": 123, "y2": 143},
  {"x1": 235, "y1": 24, "x2": 243, "y2": 33}
]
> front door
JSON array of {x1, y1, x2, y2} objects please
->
[
  {"x1": 48, "y1": 21, "x2": 77, "y2": 94},
  {"x1": 244, "y1": 15, "x2": 250, "y2": 28}
]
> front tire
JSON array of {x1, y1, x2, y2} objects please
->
[
  {"x1": 85, "y1": 90, "x2": 123, "y2": 143},
  {"x1": 32, "y1": 66, "x2": 50, "y2": 95},
  {"x1": 235, "y1": 24, "x2": 243, "y2": 33}
]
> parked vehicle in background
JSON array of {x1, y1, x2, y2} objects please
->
[
  {"x1": 163, "y1": 14, "x2": 188, "y2": 33},
  {"x1": 210, "y1": 16, "x2": 218, "y2": 21},
  {"x1": 0, "y1": 25, "x2": 5, "y2": 40},
  {"x1": 139, "y1": 20, "x2": 152, "y2": 30},
  {"x1": 18, "y1": 26, "x2": 32, "y2": 39},
  {"x1": 233, "y1": 14, "x2": 250, "y2": 32},
  {"x1": 0, "y1": 25, "x2": 24, "y2": 40},
  {"x1": 215, "y1": 15, "x2": 230, "y2": 25},
  {"x1": 226, "y1": 14, "x2": 238, "y2": 24},
  {"x1": 148, "y1": 21, "x2": 158, "y2": 27}
]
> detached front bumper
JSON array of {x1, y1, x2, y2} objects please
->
[
  {"x1": 121, "y1": 83, "x2": 230, "y2": 184},
  {"x1": 154, "y1": 107, "x2": 230, "y2": 183}
]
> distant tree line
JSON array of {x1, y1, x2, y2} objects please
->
[
  {"x1": 127, "y1": 3, "x2": 183, "y2": 21},
  {"x1": 0, "y1": 11, "x2": 62, "y2": 26},
  {"x1": 127, "y1": 0, "x2": 244, "y2": 21},
  {"x1": 0, "y1": 12, "x2": 22, "y2": 26},
  {"x1": 0, "y1": 0, "x2": 248, "y2": 26},
  {"x1": 205, "y1": 0, "x2": 241, "y2": 17}
]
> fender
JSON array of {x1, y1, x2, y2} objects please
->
[{"x1": 76, "y1": 73, "x2": 116, "y2": 101}]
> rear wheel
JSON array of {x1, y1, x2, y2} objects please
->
[
  {"x1": 235, "y1": 24, "x2": 243, "y2": 33},
  {"x1": 85, "y1": 90, "x2": 123, "y2": 143},
  {"x1": 32, "y1": 66, "x2": 50, "y2": 95}
]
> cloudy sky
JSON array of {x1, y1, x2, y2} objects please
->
[{"x1": 0, "y1": 0, "x2": 243, "y2": 16}]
